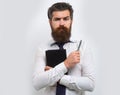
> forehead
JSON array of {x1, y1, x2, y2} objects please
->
[{"x1": 52, "y1": 10, "x2": 70, "y2": 18}]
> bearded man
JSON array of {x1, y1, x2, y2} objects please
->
[{"x1": 32, "y1": 2, "x2": 95, "y2": 95}]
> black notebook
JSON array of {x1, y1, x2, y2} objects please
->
[{"x1": 45, "y1": 49, "x2": 66, "y2": 67}]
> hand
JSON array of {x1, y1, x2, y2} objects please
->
[
  {"x1": 64, "y1": 51, "x2": 80, "y2": 69},
  {"x1": 44, "y1": 66, "x2": 52, "y2": 71}
]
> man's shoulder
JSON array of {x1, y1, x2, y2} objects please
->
[
  {"x1": 37, "y1": 39, "x2": 55, "y2": 50},
  {"x1": 71, "y1": 39, "x2": 91, "y2": 51}
]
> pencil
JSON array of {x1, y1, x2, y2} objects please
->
[{"x1": 77, "y1": 40, "x2": 82, "y2": 51}]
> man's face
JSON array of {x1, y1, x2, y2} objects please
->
[{"x1": 49, "y1": 10, "x2": 72, "y2": 42}]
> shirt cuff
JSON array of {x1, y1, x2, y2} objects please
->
[
  {"x1": 54, "y1": 62, "x2": 68, "y2": 75},
  {"x1": 59, "y1": 75, "x2": 71, "y2": 86}
]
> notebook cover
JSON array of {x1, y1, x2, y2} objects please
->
[{"x1": 46, "y1": 49, "x2": 66, "y2": 67}]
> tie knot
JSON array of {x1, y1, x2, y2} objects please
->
[
  {"x1": 51, "y1": 40, "x2": 72, "y2": 49},
  {"x1": 55, "y1": 42, "x2": 65, "y2": 49}
]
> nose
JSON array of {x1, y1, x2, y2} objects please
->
[{"x1": 59, "y1": 19, "x2": 65, "y2": 26}]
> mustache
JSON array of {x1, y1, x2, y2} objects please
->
[{"x1": 56, "y1": 26, "x2": 68, "y2": 31}]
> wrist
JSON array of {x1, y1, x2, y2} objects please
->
[{"x1": 64, "y1": 59, "x2": 70, "y2": 69}]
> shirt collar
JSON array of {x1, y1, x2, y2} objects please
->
[{"x1": 50, "y1": 40, "x2": 73, "y2": 47}]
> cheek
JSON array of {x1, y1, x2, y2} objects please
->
[
  {"x1": 51, "y1": 22, "x2": 59, "y2": 28},
  {"x1": 65, "y1": 20, "x2": 72, "y2": 25},
  {"x1": 65, "y1": 22, "x2": 71, "y2": 28}
]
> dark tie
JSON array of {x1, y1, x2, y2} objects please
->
[
  {"x1": 56, "y1": 42, "x2": 65, "y2": 49},
  {"x1": 55, "y1": 42, "x2": 66, "y2": 95}
]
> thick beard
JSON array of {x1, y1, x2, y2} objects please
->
[{"x1": 51, "y1": 25, "x2": 71, "y2": 43}]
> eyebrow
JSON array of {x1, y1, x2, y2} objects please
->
[{"x1": 53, "y1": 16, "x2": 70, "y2": 20}]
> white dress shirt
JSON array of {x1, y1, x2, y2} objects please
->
[{"x1": 32, "y1": 40, "x2": 95, "y2": 95}]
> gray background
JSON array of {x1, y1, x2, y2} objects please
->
[{"x1": 1, "y1": 0, "x2": 120, "y2": 95}]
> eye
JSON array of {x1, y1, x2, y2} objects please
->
[
  {"x1": 53, "y1": 18, "x2": 61, "y2": 21},
  {"x1": 63, "y1": 17, "x2": 70, "y2": 21}
]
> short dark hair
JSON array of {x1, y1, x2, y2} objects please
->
[{"x1": 48, "y1": 2, "x2": 73, "y2": 20}]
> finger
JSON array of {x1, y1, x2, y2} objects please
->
[
  {"x1": 44, "y1": 67, "x2": 47, "y2": 71},
  {"x1": 75, "y1": 52, "x2": 80, "y2": 55},
  {"x1": 76, "y1": 57, "x2": 80, "y2": 60},
  {"x1": 74, "y1": 54, "x2": 80, "y2": 58},
  {"x1": 75, "y1": 51, "x2": 80, "y2": 53},
  {"x1": 44, "y1": 66, "x2": 50, "y2": 71}
]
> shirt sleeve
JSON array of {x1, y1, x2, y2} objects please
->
[
  {"x1": 59, "y1": 41, "x2": 95, "y2": 92},
  {"x1": 32, "y1": 47, "x2": 68, "y2": 91}
]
